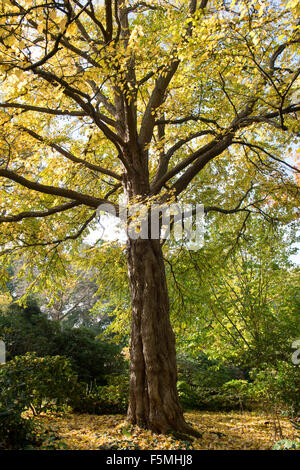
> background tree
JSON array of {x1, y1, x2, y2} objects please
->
[
  {"x1": 5, "y1": 254, "x2": 112, "y2": 325},
  {"x1": 167, "y1": 219, "x2": 300, "y2": 368},
  {"x1": 0, "y1": 0, "x2": 299, "y2": 433},
  {"x1": 0, "y1": 297, "x2": 127, "y2": 383}
]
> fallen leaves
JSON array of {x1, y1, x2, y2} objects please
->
[{"x1": 34, "y1": 411, "x2": 298, "y2": 450}]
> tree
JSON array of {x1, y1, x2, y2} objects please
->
[
  {"x1": 6, "y1": 255, "x2": 109, "y2": 324},
  {"x1": 168, "y1": 219, "x2": 300, "y2": 368},
  {"x1": 0, "y1": 0, "x2": 299, "y2": 433}
]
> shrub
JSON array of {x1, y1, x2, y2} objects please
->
[
  {"x1": 177, "y1": 379, "x2": 256, "y2": 411},
  {"x1": 53, "y1": 327, "x2": 126, "y2": 384},
  {"x1": 220, "y1": 379, "x2": 256, "y2": 410},
  {"x1": 0, "y1": 298, "x2": 60, "y2": 359},
  {"x1": 0, "y1": 300, "x2": 127, "y2": 385},
  {"x1": 251, "y1": 362, "x2": 300, "y2": 417},
  {"x1": 0, "y1": 376, "x2": 37, "y2": 449},
  {"x1": 176, "y1": 353, "x2": 253, "y2": 411},
  {"x1": 177, "y1": 353, "x2": 246, "y2": 388},
  {"x1": 272, "y1": 439, "x2": 300, "y2": 450},
  {"x1": 71, "y1": 375, "x2": 129, "y2": 415},
  {"x1": 0, "y1": 353, "x2": 78, "y2": 415}
]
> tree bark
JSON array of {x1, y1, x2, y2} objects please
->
[{"x1": 126, "y1": 237, "x2": 192, "y2": 434}]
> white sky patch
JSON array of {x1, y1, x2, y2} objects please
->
[
  {"x1": 85, "y1": 213, "x2": 127, "y2": 245},
  {"x1": 290, "y1": 241, "x2": 300, "y2": 265}
]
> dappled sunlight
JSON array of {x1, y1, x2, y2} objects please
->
[{"x1": 35, "y1": 411, "x2": 298, "y2": 450}]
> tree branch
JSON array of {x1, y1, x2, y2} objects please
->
[
  {"x1": 0, "y1": 201, "x2": 81, "y2": 223},
  {"x1": 232, "y1": 140, "x2": 300, "y2": 173},
  {"x1": 151, "y1": 130, "x2": 216, "y2": 188},
  {"x1": 18, "y1": 126, "x2": 122, "y2": 181},
  {"x1": 139, "y1": 62, "x2": 180, "y2": 148},
  {"x1": 28, "y1": 68, "x2": 124, "y2": 149},
  {"x1": 151, "y1": 135, "x2": 230, "y2": 194},
  {"x1": 0, "y1": 168, "x2": 110, "y2": 209},
  {"x1": 155, "y1": 114, "x2": 222, "y2": 129},
  {"x1": 0, "y1": 102, "x2": 86, "y2": 117},
  {"x1": 16, "y1": 212, "x2": 97, "y2": 248}
]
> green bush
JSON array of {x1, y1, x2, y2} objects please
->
[
  {"x1": 71, "y1": 375, "x2": 129, "y2": 415},
  {"x1": 0, "y1": 375, "x2": 37, "y2": 449},
  {"x1": 251, "y1": 362, "x2": 300, "y2": 417},
  {"x1": 0, "y1": 298, "x2": 60, "y2": 359},
  {"x1": 178, "y1": 359, "x2": 299, "y2": 415},
  {"x1": 220, "y1": 379, "x2": 256, "y2": 409},
  {"x1": 0, "y1": 299, "x2": 127, "y2": 385},
  {"x1": 0, "y1": 357, "x2": 67, "y2": 450},
  {"x1": 272, "y1": 439, "x2": 300, "y2": 450},
  {"x1": 0, "y1": 353, "x2": 78, "y2": 415},
  {"x1": 53, "y1": 327, "x2": 126, "y2": 385},
  {"x1": 178, "y1": 379, "x2": 256, "y2": 411},
  {"x1": 176, "y1": 353, "x2": 254, "y2": 411},
  {"x1": 177, "y1": 353, "x2": 246, "y2": 388}
]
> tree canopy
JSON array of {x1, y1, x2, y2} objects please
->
[{"x1": 0, "y1": 0, "x2": 298, "y2": 270}]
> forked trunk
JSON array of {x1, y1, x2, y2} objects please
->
[{"x1": 126, "y1": 237, "x2": 192, "y2": 434}]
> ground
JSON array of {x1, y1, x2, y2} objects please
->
[{"x1": 35, "y1": 411, "x2": 298, "y2": 450}]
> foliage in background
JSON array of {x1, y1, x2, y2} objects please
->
[
  {"x1": 168, "y1": 220, "x2": 299, "y2": 369},
  {"x1": 252, "y1": 362, "x2": 300, "y2": 417},
  {"x1": 0, "y1": 298, "x2": 127, "y2": 384},
  {"x1": 71, "y1": 375, "x2": 129, "y2": 415},
  {"x1": 0, "y1": 353, "x2": 78, "y2": 415},
  {"x1": 0, "y1": 367, "x2": 37, "y2": 449}
]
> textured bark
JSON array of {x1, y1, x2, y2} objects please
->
[{"x1": 126, "y1": 237, "x2": 192, "y2": 434}]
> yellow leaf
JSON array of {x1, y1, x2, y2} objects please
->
[{"x1": 37, "y1": 23, "x2": 44, "y2": 34}]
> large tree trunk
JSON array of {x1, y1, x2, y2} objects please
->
[{"x1": 126, "y1": 237, "x2": 192, "y2": 434}]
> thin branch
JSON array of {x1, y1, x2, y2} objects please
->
[
  {"x1": 17, "y1": 212, "x2": 97, "y2": 248},
  {"x1": 29, "y1": 67, "x2": 124, "y2": 148},
  {"x1": 19, "y1": 126, "x2": 122, "y2": 180},
  {"x1": 232, "y1": 140, "x2": 300, "y2": 173},
  {"x1": 204, "y1": 183, "x2": 255, "y2": 215},
  {"x1": 155, "y1": 114, "x2": 223, "y2": 129}
]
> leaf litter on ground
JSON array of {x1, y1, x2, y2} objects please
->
[{"x1": 32, "y1": 411, "x2": 299, "y2": 450}]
